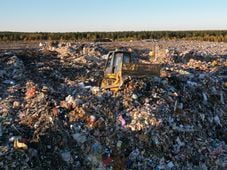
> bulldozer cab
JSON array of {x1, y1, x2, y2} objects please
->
[{"x1": 104, "y1": 51, "x2": 131, "y2": 74}]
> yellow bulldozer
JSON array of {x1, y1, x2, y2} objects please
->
[{"x1": 101, "y1": 50, "x2": 161, "y2": 92}]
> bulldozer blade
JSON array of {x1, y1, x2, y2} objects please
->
[{"x1": 122, "y1": 63, "x2": 161, "y2": 77}]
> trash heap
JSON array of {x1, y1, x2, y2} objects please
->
[
  {"x1": 0, "y1": 42, "x2": 226, "y2": 169},
  {"x1": 45, "y1": 41, "x2": 108, "y2": 58}
]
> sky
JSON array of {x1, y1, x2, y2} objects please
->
[{"x1": 0, "y1": 0, "x2": 227, "y2": 32}]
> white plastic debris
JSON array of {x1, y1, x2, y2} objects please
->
[
  {"x1": 132, "y1": 94, "x2": 138, "y2": 100},
  {"x1": 214, "y1": 115, "x2": 222, "y2": 127},
  {"x1": 3, "y1": 80, "x2": 15, "y2": 85},
  {"x1": 60, "y1": 151, "x2": 72, "y2": 163},
  {"x1": 72, "y1": 133, "x2": 87, "y2": 143},
  {"x1": 167, "y1": 161, "x2": 174, "y2": 169}
]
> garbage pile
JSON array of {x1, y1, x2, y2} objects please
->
[
  {"x1": 0, "y1": 42, "x2": 226, "y2": 169},
  {"x1": 45, "y1": 41, "x2": 108, "y2": 58}
]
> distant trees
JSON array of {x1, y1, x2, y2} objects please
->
[{"x1": 0, "y1": 31, "x2": 227, "y2": 42}]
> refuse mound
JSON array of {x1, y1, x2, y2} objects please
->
[{"x1": 0, "y1": 42, "x2": 226, "y2": 169}]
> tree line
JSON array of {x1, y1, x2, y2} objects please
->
[{"x1": 0, "y1": 31, "x2": 227, "y2": 42}]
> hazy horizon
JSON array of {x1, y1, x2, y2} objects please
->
[
  {"x1": 1, "y1": 0, "x2": 227, "y2": 32},
  {"x1": 1, "y1": 29, "x2": 227, "y2": 33}
]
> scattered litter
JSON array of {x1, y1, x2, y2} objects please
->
[{"x1": 0, "y1": 40, "x2": 226, "y2": 169}]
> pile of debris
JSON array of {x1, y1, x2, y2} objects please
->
[
  {"x1": 0, "y1": 41, "x2": 226, "y2": 169},
  {"x1": 44, "y1": 41, "x2": 107, "y2": 58}
]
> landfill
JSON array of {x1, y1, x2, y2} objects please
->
[{"x1": 0, "y1": 40, "x2": 226, "y2": 169}]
